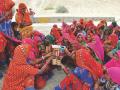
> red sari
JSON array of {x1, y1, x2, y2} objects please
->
[
  {"x1": 0, "y1": 0, "x2": 15, "y2": 21},
  {"x1": 108, "y1": 33, "x2": 118, "y2": 48},
  {"x1": 2, "y1": 45, "x2": 39, "y2": 90},
  {"x1": 75, "y1": 48, "x2": 103, "y2": 79},
  {"x1": 50, "y1": 26, "x2": 62, "y2": 44}
]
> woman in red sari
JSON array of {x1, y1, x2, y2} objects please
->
[
  {"x1": 0, "y1": 0, "x2": 15, "y2": 36},
  {"x1": 2, "y1": 44, "x2": 53, "y2": 90},
  {"x1": 50, "y1": 24, "x2": 63, "y2": 44},
  {"x1": 75, "y1": 48, "x2": 103, "y2": 79}
]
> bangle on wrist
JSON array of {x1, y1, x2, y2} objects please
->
[{"x1": 42, "y1": 56, "x2": 45, "y2": 60}]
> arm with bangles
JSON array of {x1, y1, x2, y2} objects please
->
[
  {"x1": 39, "y1": 52, "x2": 53, "y2": 62},
  {"x1": 32, "y1": 52, "x2": 53, "y2": 67},
  {"x1": 38, "y1": 56, "x2": 53, "y2": 74},
  {"x1": 60, "y1": 63, "x2": 70, "y2": 75}
]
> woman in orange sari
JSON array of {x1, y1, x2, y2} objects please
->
[
  {"x1": 15, "y1": 3, "x2": 32, "y2": 39},
  {"x1": 2, "y1": 44, "x2": 53, "y2": 90}
]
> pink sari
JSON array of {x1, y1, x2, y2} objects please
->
[
  {"x1": 88, "y1": 35, "x2": 104, "y2": 61},
  {"x1": 22, "y1": 38, "x2": 36, "y2": 60},
  {"x1": 62, "y1": 25, "x2": 79, "y2": 48},
  {"x1": 105, "y1": 50, "x2": 120, "y2": 68},
  {"x1": 107, "y1": 67, "x2": 120, "y2": 85}
]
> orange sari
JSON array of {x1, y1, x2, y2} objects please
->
[
  {"x1": 2, "y1": 44, "x2": 39, "y2": 90},
  {"x1": 15, "y1": 3, "x2": 32, "y2": 39}
]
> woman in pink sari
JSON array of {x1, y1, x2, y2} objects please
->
[
  {"x1": 88, "y1": 35, "x2": 104, "y2": 62},
  {"x1": 105, "y1": 50, "x2": 120, "y2": 68},
  {"x1": 62, "y1": 25, "x2": 79, "y2": 50}
]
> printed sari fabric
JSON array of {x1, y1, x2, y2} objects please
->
[
  {"x1": 15, "y1": 3, "x2": 32, "y2": 39},
  {"x1": 88, "y1": 35, "x2": 104, "y2": 61},
  {"x1": 55, "y1": 73, "x2": 82, "y2": 90},
  {"x1": 2, "y1": 44, "x2": 39, "y2": 90},
  {"x1": 108, "y1": 33, "x2": 118, "y2": 49},
  {"x1": 55, "y1": 67, "x2": 94, "y2": 90},
  {"x1": 0, "y1": 0, "x2": 14, "y2": 36},
  {"x1": 0, "y1": 0, "x2": 15, "y2": 20},
  {"x1": 62, "y1": 25, "x2": 79, "y2": 49},
  {"x1": 75, "y1": 48, "x2": 103, "y2": 79},
  {"x1": 0, "y1": 20, "x2": 13, "y2": 37},
  {"x1": 50, "y1": 26, "x2": 62, "y2": 44},
  {"x1": 19, "y1": 26, "x2": 33, "y2": 39}
]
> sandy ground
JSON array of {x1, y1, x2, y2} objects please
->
[{"x1": 13, "y1": 0, "x2": 120, "y2": 18}]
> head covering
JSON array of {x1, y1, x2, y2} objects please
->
[
  {"x1": 105, "y1": 50, "x2": 120, "y2": 68},
  {"x1": 53, "y1": 24, "x2": 58, "y2": 28},
  {"x1": 20, "y1": 26, "x2": 33, "y2": 39},
  {"x1": 0, "y1": 0, "x2": 14, "y2": 20},
  {"x1": 59, "y1": 73, "x2": 83, "y2": 90},
  {"x1": 107, "y1": 67, "x2": 120, "y2": 85},
  {"x1": 45, "y1": 35, "x2": 55, "y2": 44},
  {"x1": 109, "y1": 21, "x2": 118, "y2": 29},
  {"x1": 79, "y1": 18, "x2": 84, "y2": 24},
  {"x1": 85, "y1": 20, "x2": 94, "y2": 28},
  {"x1": 88, "y1": 35, "x2": 104, "y2": 61},
  {"x1": 22, "y1": 38, "x2": 34, "y2": 46},
  {"x1": 62, "y1": 22, "x2": 68, "y2": 29},
  {"x1": 18, "y1": 3, "x2": 27, "y2": 11},
  {"x1": 76, "y1": 48, "x2": 103, "y2": 79},
  {"x1": 112, "y1": 21, "x2": 118, "y2": 27},
  {"x1": 33, "y1": 31, "x2": 45, "y2": 41},
  {"x1": 108, "y1": 33, "x2": 118, "y2": 48},
  {"x1": 22, "y1": 37, "x2": 40, "y2": 57},
  {"x1": 72, "y1": 20, "x2": 77, "y2": 25},
  {"x1": 2, "y1": 44, "x2": 39, "y2": 90},
  {"x1": 16, "y1": 3, "x2": 31, "y2": 27},
  {"x1": 77, "y1": 33, "x2": 86, "y2": 41},
  {"x1": 51, "y1": 26, "x2": 62, "y2": 44}
]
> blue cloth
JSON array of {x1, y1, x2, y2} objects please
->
[
  {"x1": 54, "y1": 85, "x2": 62, "y2": 90},
  {"x1": 25, "y1": 87, "x2": 35, "y2": 90},
  {"x1": 73, "y1": 67, "x2": 94, "y2": 90},
  {"x1": 0, "y1": 20, "x2": 13, "y2": 37},
  {"x1": 54, "y1": 67, "x2": 94, "y2": 90},
  {"x1": 0, "y1": 72, "x2": 3, "y2": 79}
]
